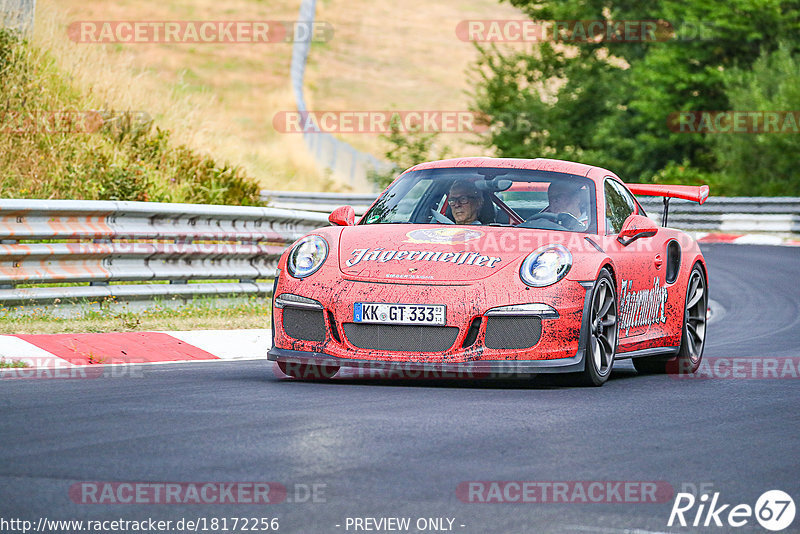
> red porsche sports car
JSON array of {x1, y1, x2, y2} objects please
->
[{"x1": 268, "y1": 157, "x2": 709, "y2": 386}]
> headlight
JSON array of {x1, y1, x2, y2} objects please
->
[
  {"x1": 287, "y1": 236, "x2": 328, "y2": 278},
  {"x1": 520, "y1": 244, "x2": 572, "y2": 287}
]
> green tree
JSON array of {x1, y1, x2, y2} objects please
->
[
  {"x1": 709, "y1": 44, "x2": 800, "y2": 195},
  {"x1": 368, "y1": 121, "x2": 449, "y2": 189},
  {"x1": 471, "y1": 0, "x2": 800, "y2": 192}
]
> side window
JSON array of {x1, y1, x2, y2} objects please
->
[{"x1": 604, "y1": 179, "x2": 635, "y2": 234}]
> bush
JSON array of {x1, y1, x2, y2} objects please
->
[
  {"x1": 0, "y1": 29, "x2": 264, "y2": 205},
  {"x1": 709, "y1": 44, "x2": 800, "y2": 196}
]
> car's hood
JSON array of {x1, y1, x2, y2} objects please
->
[{"x1": 337, "y1": 224, "x2": 562, "y2": 283}]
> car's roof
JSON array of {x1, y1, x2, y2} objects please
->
[{"x1": 407, "y1": 157, "x2": 602, "y2": 178}]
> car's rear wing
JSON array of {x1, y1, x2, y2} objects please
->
[{"x1": 626, "y1": 183, "x2": 710, "y2": 226}]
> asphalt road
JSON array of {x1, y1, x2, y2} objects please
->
[{"x1": 1, "y1": 244, "x2": 799, "y2": 534}]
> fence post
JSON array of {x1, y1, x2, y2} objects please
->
[
  {"x1": 289, "y1": 0, "x2": 390, "y2": 188},
  {"x1": 1, "y1": 0, "x2": 35, "y2": 34}
]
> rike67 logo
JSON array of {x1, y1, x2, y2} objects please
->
[{"x1": 668, "y1": 490, "x2": 795, "y2": 531}]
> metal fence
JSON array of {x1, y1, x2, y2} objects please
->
[
  {"x1": 290, "y1": 0, "x2": 389, "y2": 188},
  {"x1": 263, "y1": 190, "x2": 800, "y2": 236},
  {"x1": 1, "y1": 0, "x2": 35, "y2": 34},
  {"x1": 637, "y1": 197, "x2": 800, "y2": 235},
  {"x1": 0, "y1": 200, "x2": 329, "y2": 305},
  {"x1": 262, "y1": 191, "x2": 377, "y2": 214},
  {"x1": 4, "y1": 195, "x2": 797, "y2": 306}
]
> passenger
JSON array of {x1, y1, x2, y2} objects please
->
[{"x1": 543, "y1": 181, "x2": 588, "y2": 228}]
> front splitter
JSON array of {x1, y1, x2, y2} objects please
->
[{"x1": 268, "y1": 347, "x2": 586, "y2": 375}]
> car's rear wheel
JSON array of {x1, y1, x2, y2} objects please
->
[
  {"x1": 278, "y1": 361, "x2": 340, "y2": 380},
  {"x1": 633, "y1": 264, "x2": 707, "y2": 375},
  {"x1": 574, "y1": 268, "x2": 618, "y2": 386}
]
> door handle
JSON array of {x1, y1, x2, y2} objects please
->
[{"x1": 654, "y1": 254, "x2": 663, "y2": 269}]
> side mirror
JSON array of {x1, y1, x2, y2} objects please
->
[
  {"x1": 617, "y1": 214, "x2": 658, "y2": 246},
  {"x1": 329, "y1": 205, "x2": 355, "y2": 227}
]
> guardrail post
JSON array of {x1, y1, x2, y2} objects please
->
[{"x1": 2, "y1": 0, "x2": 36, "y2": 34}]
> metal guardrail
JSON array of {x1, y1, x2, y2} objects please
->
[
  {"x1": 3, "y1": 195, "x2": 796, "y2": 306},
  {"x1": 262, "y1": 191, "x2": 377, "y2": 214},
  {"x1": 0, "y1": 200, "x2": 329, "y2": 304},
  {"x1": 263, "y1": 191, "x2": 800, "y2": 236},
  {"x1": 637, "y1": 197, "x2": 800, "y2": 234}
]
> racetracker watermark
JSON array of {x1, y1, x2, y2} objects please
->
[
  {"x1": 274, "y1": 359, "x2": 558, "y2": 381},
  {"x1": 1, "y1": 360, "x2": 145, "y2": 380},
  {"x1": 455, "y1": 20, "x2": 719, "y2": 42},
  {"x1": 457, "y1": 481, "x2": 674, "y2": 503},
  {"x1": 273, "y1": 110, "x2": 489, "y2": 134},
  {"x1": 69, "y1": 482, "x2": 327, "y2": 504},
  {"x1": 68, "y1": 21, "x2": 333, "y2": 44},
  {"x1": 76, "y1": 239, "x2": 287, "y2": 257},
  {"x1": 0, "y1": 110, "x2": 151, "y2": 135},
  {"x1": 668, "y1": 111, "x2": 800, "y2": 134},
  {"x1": 1, "y1": 111, "x2": 103, "y2": 134},
  {"x1": 668, "y1": 357, "x2": 800, "y2": 379},
  {"x1": 454, "y1": 229, "x2": 699, "y2": 255}
]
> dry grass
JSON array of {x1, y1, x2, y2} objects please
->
[
  {"x1": 310, "y1": 0, "x2": 525, "y2": 159},
  {"x1": 36, "y1": 0, "x2": 331, "y2": 191},
  {"x1": 35, "y1": 0, "x2": 524, "y2": 192}
]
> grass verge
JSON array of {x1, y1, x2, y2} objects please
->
[
  {"x1": 0, "y1": 296, "x2": 272, "y2": 334},
  {"x1": 0, "y1": 358, "x2": 30, "y2": 368}
]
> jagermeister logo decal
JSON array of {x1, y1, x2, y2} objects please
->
[
  {"x1": 619, "y1": 277, "x2": 669, "y2": 336},
  {"x1": 346, "y1": 248, "x2": 502, "y2": 268}
]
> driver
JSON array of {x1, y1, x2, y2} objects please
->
[
  {"x1": 542, "y1": 181, "x2": 588, "y2": 228},
  {"x1": 447, "y1": 180, "x2": 484, "y2": 225}
]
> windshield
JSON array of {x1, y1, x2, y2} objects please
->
[{"x1": 361, "y1": 167, "x2": 597, "y2": 233}]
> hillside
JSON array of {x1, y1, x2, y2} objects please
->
[{"x1": 31, "y1": 0, "x2": 523, "y2": 192}]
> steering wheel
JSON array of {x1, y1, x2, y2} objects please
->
[
  {"x1": 526, "y1": 212, "x2": 560, "y2": 223},
  {"x1": 555, "y1": 212, "x2": 585, "y2": 231},
  {"x1": 526, "y1": 212, "x2": 584, "y2": 231}
]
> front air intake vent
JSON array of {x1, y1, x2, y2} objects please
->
[
  {"x1": 342, "y1": 324, "x2": 459, "y2": 352},
  {"x1": 462, "y1": 318, "x2": 482, "y2": 348},
  {"x1": 484, "y1": 316, "x2": 542, "y2": 349},
  {"x1": 328, "y1": 311, "x2": 341, "y2": 343},
  {"x1": 282, "y1": 308, "x2": 326, "y2": 342}
]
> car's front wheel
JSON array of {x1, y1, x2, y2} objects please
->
[
  {"x1": 574, "y1": 268, "x2": 618, "y2": 386},
  {"x1": 278, "y1": 361, "x2": 340, "y2": 380}
]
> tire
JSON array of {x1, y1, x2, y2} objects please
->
[
  {"x1": 633, "y1": 264, "x2": 707, "y2": 375},
  {"x1": 573, "y1": 268, "x2": 618, "y2": 386},
  {"x1": 278, "y1": 361, "x2": 339, "y2": 380}
]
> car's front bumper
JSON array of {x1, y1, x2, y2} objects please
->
[
  {"x1": 269, "y1": 278, "x2": 594, "y2": 376},
  {"x1": 271, "y1": 275, "x2": 593, "y2": 363},
  {"x1": 267, "y1": 346, "x2": 586, "y2": 375}
]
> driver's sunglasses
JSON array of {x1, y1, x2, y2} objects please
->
[{"x1": 447, "y1": 195, "x2": 478, "y2": 206}]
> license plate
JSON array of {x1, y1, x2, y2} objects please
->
[{"x1": 354, "y1": 303, "x2": 446, "y2": 326}]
